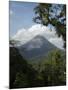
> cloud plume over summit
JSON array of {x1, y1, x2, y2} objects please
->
[{"x1": 12, "y1": 24, "x2": 64, "y2": 49}]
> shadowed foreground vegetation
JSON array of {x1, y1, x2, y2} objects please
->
[{"x1": 10, "y1": 47, "x2": 66, "y2": 89}]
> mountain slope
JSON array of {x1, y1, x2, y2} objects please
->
[
  {"x1": 10, "y1": 47, "x2": 38, "y2": 88},
  {"x1": 12, "y1": 24, "x2": 64, "y2": 50},
  {"x1": 18, "y1": 35, "x2": 59, "y2": 60}
]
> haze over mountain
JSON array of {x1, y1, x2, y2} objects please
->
[
  {"x1": 18, "y1": 35, "x2": 59, "y2": 59},
  {"x1": 12, "y1": 24, "x2": 64, "y2": 50},
  {"x1": 10, "y1": 24, "x2": 65, "y2": 60}
]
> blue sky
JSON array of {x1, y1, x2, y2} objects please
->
[{"x1": 9, "y1": 1, "x2": 38, "y2": 36}]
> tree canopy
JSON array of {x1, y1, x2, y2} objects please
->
[{"x1": 33, "y1": 3, "x2": 66, "y2": 48}]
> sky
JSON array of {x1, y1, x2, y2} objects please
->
[
  {"x1": 9, "y1": 1, "x2": 64, "y2": 49},
  {"x1": 9, "y1": 1, "x2": 37, "y2": 36}
]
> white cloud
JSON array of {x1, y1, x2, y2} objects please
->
[
  {"x1": 49, "y1": 36, "x2": 64, "y2": 50},
  {"x1": 12, "y1": 24, "x2": 64, "y2": 49}
]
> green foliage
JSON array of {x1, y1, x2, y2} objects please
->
[
  {"x1": 41, "y1": 49, "x2": 66, "y2": 86},
  {"x1": 10, "y1": 47, "x2": 37, "y2": 88},
  {"x1": 10, "y1": 47, "x2": 66, "y2": 88},
  {"x1": 13, "y1": 73, "x2": 28, "y2": 88},
  {"x1": 33, "y1": 4, "x2": 66, "y2": 48}
]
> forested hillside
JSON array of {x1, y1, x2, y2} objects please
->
[
  {"x1": 10, "y1": 47, "x2": 38, "y2": 88},
  {"x1": 10, "y1": 47, "x2": 66, "y2": 88}
]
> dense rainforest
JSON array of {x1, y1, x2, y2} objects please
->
[{"x1": 10, "y1": 46, "x2": 66, "y2": 89}]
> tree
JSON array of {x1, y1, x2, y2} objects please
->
[
  {"x1": 33, "y1": 3, "x2": 66, "y2": 48},
  {"x1": 9, "y1": 40, "x2": 20, "y2": 47},
  {"x1": 10, "y1": 47, "x2": 38, "y2": 88},
  {"x1": 41, "y1": 49, "x2": 66, "y2": 86}
]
